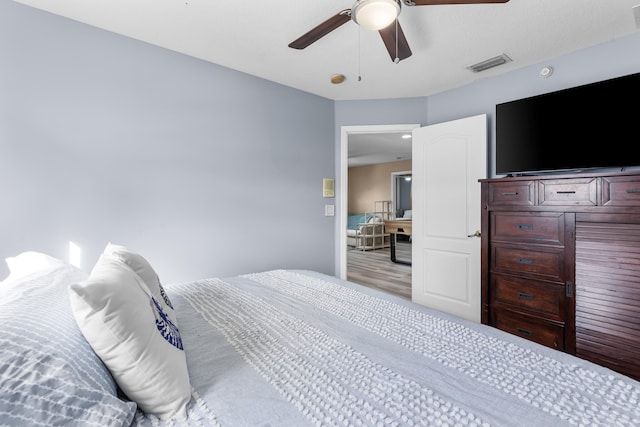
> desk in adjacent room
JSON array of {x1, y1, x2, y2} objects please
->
[{"x1": 384, "y1": 219, "x2": 412, "y2": 265}]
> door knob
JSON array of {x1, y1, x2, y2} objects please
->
[{"x1": 467, "y1": 230, "x2": 481, "y2": 238}]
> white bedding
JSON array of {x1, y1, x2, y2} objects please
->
[
  {"x1": 140, "y1": 269, "x2": 640, "y2": 426},
  {"x1": 2, "y1": 255, "x2": 640, "y2": 426}
]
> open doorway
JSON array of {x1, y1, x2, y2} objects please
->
[{"x1": 339, "y1": 124, "x2": 419, "y2": 291}]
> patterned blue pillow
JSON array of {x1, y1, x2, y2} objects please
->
[{"x1": 0, "y1": 261, "x2": 137, "y2": 425}]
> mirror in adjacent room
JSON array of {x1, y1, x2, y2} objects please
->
[{"x1": 393, "y1": 172, "x2": 412, "y2": 220}]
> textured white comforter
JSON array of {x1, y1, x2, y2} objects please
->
[{"x1": 132, "y1": 269, "x2": 640, "y2": 427}]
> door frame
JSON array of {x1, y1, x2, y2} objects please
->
[{"x1": 339, "y1": 124, "x2": 420, "y2": 280}]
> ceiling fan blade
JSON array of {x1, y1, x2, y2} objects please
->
[
  {"x1": 379, "y1": 21, "x2": 412, "y2": 62},
  {"x1": 405, "y1": 0, "x2": 509, "y2": 5},
  {"x1": 288, "y1": 10, "x2": 352, "y2": 50}
]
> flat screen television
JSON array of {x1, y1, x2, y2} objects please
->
[{"x1": 495, "y1": 72, "x2": 640, "y2": 176}]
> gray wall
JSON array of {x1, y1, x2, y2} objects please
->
[
  {"x1": 336, "y1": 31, "x2": 640, "y2": 179},
  {"x1": 426, "y1": 32, "x2": 640, "y2": 177},
  {"x1": 333, "y1": 32, "x2": 640, "y2": 274},
  {"x1": 2, "y1": 1, "x2": 640, "y2": 282},
  {"x1": 0, "y1": 2, "x2": 335, "y2": 282}
]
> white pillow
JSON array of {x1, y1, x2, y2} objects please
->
[
  {"x1": 69, "y1": 249, "x2": 191, "y2": 420},
  {"x1": 403, "y1": 209, "x2": 413, "y2": 219},
  {"x1": 102, "y1": 243, "x2": 175, "y2": 311},
  {"x1": 2, "y1": 251, "x2": 69, "y2": 284},
  {"x1": 369, "y1": 215, "x2": 383, "y2": 223}
]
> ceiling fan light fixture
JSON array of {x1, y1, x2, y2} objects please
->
[{"x1": 352, "y1": 0, "x2": 401, "y2": 31}]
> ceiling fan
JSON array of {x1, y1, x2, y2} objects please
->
[{"x1": 288, "y1": 0, "x2": 510, "y2": 63}]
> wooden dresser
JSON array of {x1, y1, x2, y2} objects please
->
[{"x1": 480, "y1": 170, "x2": 640, "y2": 381}]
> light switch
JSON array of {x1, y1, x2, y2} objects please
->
[{"x1": 325, "y1": 204, "x2": 335, "y2": 216}]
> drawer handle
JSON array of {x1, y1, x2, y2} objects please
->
[
  {"x1": 517, "y1": 258, "x2": 533, "y2": 265},
  {"x1": 517, "y1": 292, "x2": 534, "y2": 300},
  {"x1": 627, "y1": 189, "x2": 640, "y2": 194},
  {"x1": 555, "y1": 191, "x2": 576, "y2": 194},
  {"x1": 501, "y1": 192, "x2": 519, "y2": 196},
  {"x1": 566, "y1": 281, "x2": 573, "y2": 297},
  {"x1": 516, "y1": 328, "x2": 532, "y2": 337},
  {"x1": 518, "y1": 224, "x2": 533, "y2": 231}
]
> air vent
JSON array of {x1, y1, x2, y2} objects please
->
[{"x1": 467, "y1": 54, "x2": 512, "y2": 73}]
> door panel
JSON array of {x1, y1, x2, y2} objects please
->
[{"x1": 412, "y1": 114, "x2": 487, "y2": 322}]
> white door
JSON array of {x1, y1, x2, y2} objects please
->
[{"x1": 411, "y1": 114, "x2": 486, "y2": 322}]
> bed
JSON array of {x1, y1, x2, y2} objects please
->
[{"x1": 1, "y1": 246, "x2": 639, "y2": 426}]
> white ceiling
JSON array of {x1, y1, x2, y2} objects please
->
[
  {"x1": 14, "y1": 0, "x2": 640, "y2": 166},
  {"x1": 348, "y1": 132, "x2": 413, "y2": 167},
  {"x1": 14, "y1": 0, "x2": 640, "y2": 102}
]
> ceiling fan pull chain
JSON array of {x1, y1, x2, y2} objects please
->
[
  {"x1": 394, "y1": 19, "x2": 400, "y2": 64},
  {"x1": 358, "y1": 26, "x2": 362, "y2": 81}
]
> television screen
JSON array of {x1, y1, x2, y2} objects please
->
[{"x1": 495, "y1": 72, "x2": 640, "y2": 176}]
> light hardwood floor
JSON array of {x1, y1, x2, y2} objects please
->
[{"x1": 346, "y1": 239, "x2": 412, "y2": 299}]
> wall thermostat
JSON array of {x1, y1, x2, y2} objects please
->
[{"x1": 323, "y1": 178, "x2": 335, "y2": 198}]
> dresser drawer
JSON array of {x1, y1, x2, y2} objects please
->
[
  {"x1": 539, "y1": 177, "x2": 597, "y2": 206},
  {"x1": 602, "y1": 175, "x2": 640, "y2": 206},
  {"x1": 492, "y1": 309, "x2": 565, "y2": 350},
  {"x1": 491, "y1": 244, "x2": 564, "y2": 282},
  {"x1": 491, "y1": 212, "x2": 564, "y2": 245},
  {"x1": 490, "y1": 274, "x2": 564, "y2": 320},
  {"x1": 487, "y1": 181, "x2": 536, "y2": 206}
]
